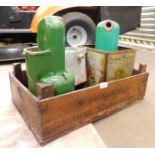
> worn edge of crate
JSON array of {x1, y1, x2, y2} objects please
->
[
  {"x1": 38, "y1": 72, "x2": 149, "y2": 145},
  {"x1": 9, "y1": 68, "x2": 149, "y2": 146},
  {"x1": 39, "y1": 72, "x2": 147, "y2": 102},
  {"x1": 9, "y1": 72, "x2": 44, "y2": 144}
]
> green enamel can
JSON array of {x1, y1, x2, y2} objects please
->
[
  {"x1": 95, "y1": 20, "x2": 120, "y2": 52},
  {"x1": 23, "y1": 16, "x2": 75, "y2": 95}
]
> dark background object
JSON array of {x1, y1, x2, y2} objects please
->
[
  {"x1": 0, "y1": 6, "x2": 141, "y2": 34},
  {"x1": 0, "y1": 43, "x2": 34, "y2": 61},
  {"x1": 0, "y1": 6, "x2": 141, "y2": 61},
  {"x1": 99, "y1": 6, "x2": 141, "y2": 34},
  {"x1": 0, "y1": 6, "x2": 35, "y2": 29}
]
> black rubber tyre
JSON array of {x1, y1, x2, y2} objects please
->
[
  {"x1": 63, "y1": 12, "x2": 96, "y2": 47},
  {"x1": 0, "y1": 43, "x2": 33, "y2": 62}
]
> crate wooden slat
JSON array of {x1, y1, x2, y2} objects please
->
[{"x1": 9, "y1": 64, "x2": 149, "y2": 145}]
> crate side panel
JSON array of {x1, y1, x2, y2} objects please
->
[
  {"x1": 9, "y1": 73, "x2": 43, "y2": 142},
  {"x1": 40, "y1": 73, "x2": 148, "y2": 140}
]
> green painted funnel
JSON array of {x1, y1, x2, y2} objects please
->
[
  {"x1": 95, "y1": 19, "x2": 120, "y2": 52},
  {"x1": 23, "y1": 16, "x2": 75, "y2": 95}
]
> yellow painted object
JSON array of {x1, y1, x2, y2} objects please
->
[{"x1": 30, "y1": 6, "x2": 95, "y2": 33}]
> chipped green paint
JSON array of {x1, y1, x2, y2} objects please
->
[{"x1": 23, "y1": 16, "x2": 75, "y2": 95}]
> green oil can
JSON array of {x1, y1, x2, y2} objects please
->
[
  {"x1": 95, "y1": 20, "x2": 120, "y2": 52},
  {"x1": 23, "y1": 16, "x2": 75, "y2": 96}
]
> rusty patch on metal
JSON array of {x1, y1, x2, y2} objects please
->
[
  {"x1": 86, "y1": 48, "x2": 105, "y2": 86},
  {"x1": 106, "y1": 51, "x2": 136, "y2": 81}
]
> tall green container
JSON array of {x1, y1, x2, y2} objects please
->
[
  {"x1": 95, "y1": 20, "x2": 120, "y2": 52},
  {"x1": 23, "y1": 16, "x2": 75, "y2": 95}
]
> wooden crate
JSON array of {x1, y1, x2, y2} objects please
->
[
  {"x1": 84, "y1": 46, "x2": 136, "y2": 84},
  {"x1": 9, "y1": 63, "x2": 148, "y2": 145}
]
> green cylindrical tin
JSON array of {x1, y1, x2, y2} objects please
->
[
  {"x1": 23, "y1": 16, "x2": 75, "y2": 95},
  {"x1": 95, "y1": 20, "x2": 120, "y2": 52}
]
